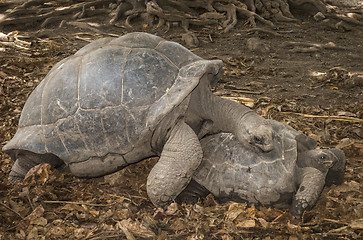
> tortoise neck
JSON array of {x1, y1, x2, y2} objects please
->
[
  {"x1": 187, "y1": 82, "x2": 257, "y2": 137},
  {"x1": 204, "y1": 93, "x2": 256, "y2": 134}
]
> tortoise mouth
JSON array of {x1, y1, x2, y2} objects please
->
[{"x1": 258, "y1": 143, "x2": 274, "y2": 153}]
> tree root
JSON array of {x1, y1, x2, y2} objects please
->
[
  {"x1": 234, "y1": 2, "x2": 274, "y2": 27},
  {"x1": 0, "y1": 0, "x2": 114, "y2": 29},
  {"x1": 0, "y1": 0, "x2": 275, "y2": 33},
  {"x1": 215, "y1": 2, "x2": 238, "y2": 33},
  {"x1": 0, "y1": 0, "x2": 361, "y2": 47},
  {"x1": 246, "y1": 27, "x2": 282, "y2": 36}
]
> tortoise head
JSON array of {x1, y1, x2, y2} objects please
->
[
  {"x1": 248, "y1": 124, "x2": 275, "y2": 152},
  {"x1": 324, "y1": 149, "x2": 346, "y2": 186},
  {"x1": 237, "y1": 114, "x2": 276, "y2": 153},
  {"x1": 311, "y1": 149, "x2": 345, "y2": 171},
  {"x1": 298, "y1": 148, "x2": 346, "y2": 185}
]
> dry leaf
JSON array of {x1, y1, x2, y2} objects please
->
[
  {"x1": 221, "y1": 96, "x2": 255, "y2": 108},
  {"x1": 336, "y1": 138, "x2": 354, "y2": 149},
  {"x1": 165, "y1": 202, "x2": 179, "y2": 215},
  {"x1": 328, "y1": 86, "x2": 339, "y2": 90},
  {"x1": 88, "y1": 208, "x2": 100, "y2": 217},
  {"x1": 48, "y1": 226, "x2": 66, "y2": 237},
  {"x1": 23, "y1": 163, "x2": 51, "y2": 186},
  {"x1": 349, "y1": 219, "x2": 363, "y2": 229},
  {"x1": 26, "y1": 226, "x2": 39, "y2": 240},
  {"x1": 287, "y1": 221, "x2": 299, "y2": 230},
  {"x1": 117, "y1": 219, "x2": 156, "y2": 238},
  {"x1": 17, "y1": 205, "x2": 45, "y2": 231},
  {"x1": 74, "y1": 228, "x2": 90, "y2": 239},
  {"x1": 170, "y1": 218, "x2": 186, "y2": 231},
  {"x1": 258, "y1": 217, "x2": 269, "y2": 228},
  {"x1": 226, "y1": 202, "x2": 245, "y2": 221},
  {"x1": 221, "y1": 234, "x2": 233, "y2": 240},
  {"x1": 337, "y1": 111, "x2": 357, "y2": 117},
  {"x1": 61, "y1": 203, "x2": 86, "y2": 212},
  {"x1": 187, "y1": 233, "x2": 205, "y2": 240},
  {"x1": 236, "y1": 219, "x2": 256, "y2": 228},
  {"x1": 30, "y1": 217, "x2": 47, "y2": 226}
]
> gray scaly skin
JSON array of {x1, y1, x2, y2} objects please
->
[
  {"x1": 179, "y1": 128, "x2": 345, "y2": 219},
  {"x1": 2, "y1": 32, "x2": 275, "y2": 209}
]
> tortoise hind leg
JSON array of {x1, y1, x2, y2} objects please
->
[{"x1": 9, "y1": 151, "x2": 64, "y2": 182}]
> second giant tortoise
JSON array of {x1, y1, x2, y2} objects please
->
[
  {"x1": 2, "y1": 32, "x2": 275, "y2": 209},
  {"x1": 179, "y1": 120, "x2": 345, "y2": 219}
]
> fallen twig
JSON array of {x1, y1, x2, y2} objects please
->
[
  {"x1": 246, "y1": 28, "x2": 282, "y2": 37},
  {"x1": 117, "y1": 223, "x2": 137, "y2": 240},
  {"x1": 281, "y1": 112, "x2": 363, "y2": 123},
  {"x1": 42, "y1": 200, "x2": 115, "y2": 207},
  {"x1": 84, "y1": 231, "x2": 125, "y2": 240},
  {"x1": 282, "y1": 41, "x2": 349, "y2": 53},
  {"x1": 0, "y1": 201, "x2": 24, "y2": 219},
  {"x1": 106, "y1": 193, "x2": 132, "y2": 202},
  {"x1": 222, "y1": 96, "x2": 255, "y2": 108},
  {"x1": 328, "y1": 226, "x2": 349, "y2": 233},
  {"x1": 323, "y1": 218, "x2": 348, "y2": 225},
  {"x1": 326, "y1": 13, "x2": 363, "y2": 26},
  {"x1": 271, "y1": 211, "x2": 288, "y2": 223}
]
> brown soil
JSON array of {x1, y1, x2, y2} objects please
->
[{"x1": 0, "y1": 1, "x2": 362, "y2": 239}]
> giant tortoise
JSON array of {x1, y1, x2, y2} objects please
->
[
  {"x1": 2, "y1": 32, "x2": 275, "y2": 209},
  {"x1": 179, "y1": 120, "x2": 345, "y2": 219}
]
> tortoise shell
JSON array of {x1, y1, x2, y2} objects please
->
[{"x1": 3, "y1": 32, "x2": 222, "y2": 165}]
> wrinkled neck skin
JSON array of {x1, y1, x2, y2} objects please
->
[{"x1": 186, "y1": 74, "x2": 273, "y2": 152}]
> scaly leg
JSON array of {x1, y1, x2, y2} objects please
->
[
  {"x1": 147, "y1": 120, "x2": 203, "y2": 208},
  {"x1": 9, "y1": 151, "x2": 63, "y2": 182}
]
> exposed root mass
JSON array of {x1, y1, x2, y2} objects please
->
[{"x1": 1, "y1": 0, "x2": 361, "y2": 46}]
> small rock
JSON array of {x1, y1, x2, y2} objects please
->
[
  {"x1": 335, "y1": 21, "x2": 352, "y2": 32},
  {"x1": 0, "y1": 33, "x2": 9, "y2": 41},
  {"x1": 182, "y1": 33, "x2": 199, "y2": 48},
  {"x1": 246, "y1": 38, "x2": 270, "y2": 53},
  {"x1": 313, "y1": 12, "x2": 325, "y2": 21}
]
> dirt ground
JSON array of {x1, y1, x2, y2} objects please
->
[{"x1": 0, "y1": 0, "x2": 362, "y2": 239}]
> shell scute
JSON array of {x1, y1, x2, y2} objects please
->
[
  {"x1": 41, "y1": 56, "x2": 80, "y2": 125},
  {"x1": 75, "y1": 37, "x2": 114, "y2": 56},
  {"x1": 74, "y1": 109, "x2": 108, "y2": 156},
  {"x1": 155, "y1": 41, "x2": 201, "y2": 68},
  {"x1": 43, "y1": 125, "x2": 66, "y2": 156},
  {"x1": 55, "y1": 116, "x2": 86, "y2": 161},
  {"x1": 18, "y1": 81, "x2": 44, "y2": 128},
  {"x1": 109, "y1": 32, "x2": 163, "y2": 49},
  {"x1": 121, "y1": 49, "x2": 178, "y2": 108},
  {"x1": 78, "y1": 46, "x2": 128, "y2": 109}
]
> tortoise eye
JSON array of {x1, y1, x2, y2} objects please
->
[
  {"x1": 320, "y1": 155, "x2": 326, "y2": 160},
  {"x1": 254, "y1": 136, "x2": 262, "y2": 144}
]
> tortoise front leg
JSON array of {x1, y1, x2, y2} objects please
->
[
  {"x1": 291, "y1": 167, "x2": 326, "y2": 219},
  {"x1": 292, "y1": 148, "x2": 344, "y2": 219},
  {"x1": 147, "y1": 120, "x2": 203, "y2": 208}
]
